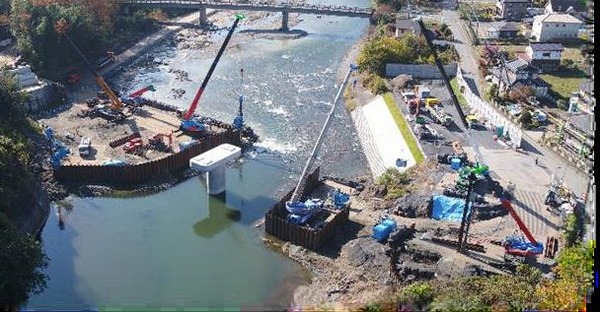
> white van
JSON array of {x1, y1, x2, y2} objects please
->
[{"x1": 78, "y1": 137, "x2": 91, "y2": 157}]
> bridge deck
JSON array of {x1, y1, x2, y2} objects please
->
[{"x1": 116, "y1": 0, "x2": 373, "y2": 17}]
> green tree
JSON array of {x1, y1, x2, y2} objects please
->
[
  {"x1": 518, "y1": 109, "x2": 533, "y2": 128},
  {"x1": 0, "y1": 213, "x2": 49, "y2": 308}
]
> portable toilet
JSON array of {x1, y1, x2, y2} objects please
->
[
  {"x1": 495, "y1": 125, "x2": 504, "y2": 138},
  {"x1": 450, "y1": 158, "x2": 461, "y2": 170}
]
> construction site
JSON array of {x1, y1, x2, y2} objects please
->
[{"x1": 36, "y1": 14, "x2": 258, "y2": 183}]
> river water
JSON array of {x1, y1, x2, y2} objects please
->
[{"x1": 27, "y1": 0, "x2": 370, "y2": 309}]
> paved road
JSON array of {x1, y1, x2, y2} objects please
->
[{"x1": 440, "y1": 5, "x2": 592, "y2": 244}]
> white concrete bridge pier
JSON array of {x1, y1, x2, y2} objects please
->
[{"x1": 190, "y1": 143, "x2": 241, "y2": 195}]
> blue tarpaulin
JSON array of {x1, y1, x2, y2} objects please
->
[{"x1": 431, "y1": 195, "x2": 472, "y2": 222}]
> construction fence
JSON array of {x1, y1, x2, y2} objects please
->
[
  {"x1": 264, "y1": 167, "x2": 350, "y2": 251},
  {"x1": 455, "y1": 64, "x2": 523, "y2": 148},
  {"x1": 54, "y1": 130, "x2": 241, "y2": 185}
]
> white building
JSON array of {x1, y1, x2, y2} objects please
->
[
  {"x1": 531, "y1": 13, "x2": 583, "y2": 42},
  {"x1": 525, "y1": 43, "x2": 564, "y2": 71}
]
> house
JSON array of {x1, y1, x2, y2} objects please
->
[
  {"x1": 395, "y1": 19, "x2": 422, "y2": 38},
  {"x1": 490, "y1": 57, "x2": 549, "y2": 98},
  {"x1": 487, "y1": 21, "x2": 521, "y2": 39},
  {"x1": 544, "y1": 0, "x2": 587, "y2": 14},
  {"x1": 577, "y1": 80, "x2": 594, "y2": 110},
  {"x1": 496, "y1": 0, "x2": 530, "y2": 21},
  {"x1": 531, "y1": 13, "x2": 583, "y2": 42},
  {"x1": 524, "y1": 43, "x2": 564, "y2": 71}
]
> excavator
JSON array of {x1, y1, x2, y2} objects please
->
[
  {"x1": 180, "y1": 13, "x2": 245, "y2": 137},
  {"x1": 62, "y1": 33, "x2": 126, "y2": 122},
  {"x1": 148, "y1": 132, "x2": 173, "y2": 153}
]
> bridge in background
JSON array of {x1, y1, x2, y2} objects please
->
[{"x1": 115, "y1": 0, "x2": 374, "y2": 31}]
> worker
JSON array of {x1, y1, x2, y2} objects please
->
[{"x1": 535, "y1": 157, "x2": 539, "y2": 165}]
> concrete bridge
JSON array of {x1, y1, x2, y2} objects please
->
[{"x1": 115, "y1": 0, "x2": 374, "y2": 31}]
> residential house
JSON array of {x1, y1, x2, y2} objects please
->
[
  {"x1": 394, "y1": 19, "x2": 422, "y2": 38},
  {"x1": 544, "y1": 0, "x2": 587, "y2": 14},
  {"x1": 487, "y1": 21, "x2": 521, "y2": 39},
  {"x1": 524, "y1": 43, "x2": 564, "y2": 71},
  {"x1": 577, "y1": 80, "x2": 594, "y2": 111},
  {"x1": 496, "y1": 0, "x2": 530, "y2": 21},
  {"x1": 490, "y1": 57, "x2": 549, "y2": 98},
  {"x1": 531, "y1": 13, "x2": 583, "y2": 41},
  {"x1": 544, "y1": 0, "x2": 589, "y2": 21}
]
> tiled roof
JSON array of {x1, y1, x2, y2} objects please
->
[
  {"x1": 490, "y1": 21, "x2": 520, "y2": 32},
  {"x1": 548, "y1": 0, "x2": 587, "y2": 12},
  {"x1": 395, "y1": 19, "x2": 422, "y2": 36},
  {"x1": 529, "y1": 43, "x2": 565, "y2": 51},
  {"x1": 505, "y1": 58, "x2": 531, "y2": 72}
]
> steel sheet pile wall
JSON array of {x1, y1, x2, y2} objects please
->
[
  {"x1": 265, "y1": 167, "x2": 350, "y2": 251},
  {"x1": 55, "y1": 130, "x2": 241, "y2": 184}
]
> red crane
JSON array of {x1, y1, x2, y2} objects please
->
[
  {"x1": 180, "y1": 13, "x2": 245, "y2": 136},
  {"x1": 500, "y1": 197, "x2": 544, "y2": 258}
]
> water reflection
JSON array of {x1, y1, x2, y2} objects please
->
[{"x1": 193, "y1": 192, "x2": 242, "y2": 238}]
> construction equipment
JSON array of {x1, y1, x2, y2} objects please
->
[
  {"x1": 331, "y1": 189, "x2": 350, "y2": 209},
  {"x1": 78, "y1": 137, "x2": 92, "y2": 157},
  {"x1": 500, "y1": 197, "x2": 544, "y2": 263},
  {"x1": 62, "y1": 34, "x2": 125, "y2": 122},
  {"x1": 233, "y1": 68, "x2": 245, "y2": 130},
  {"x1": 180, "y1": 14, "x2": 245, "y2": 137},
  {"x1": 128, "y1": 85, "x2": 156, "y2": 99},
  {"x1": 284, "y1": 64, "x2": 356, "y2": 220},
  {"x1": 407, "y1": 98, "x2": 420, "y2": 116},
  {"x1": 148, "y1": 132, "x2": 173, "y2": 153},
  {"x1": 94, "y1": 51, "x2": 115, "y2": 70},
  {"x1": 424, "y1": 97, "x2": 441, "y2": 107},
  {"x1": 426, "y1": 104, "x2": 453, "y2": 126},
  {"x1": 123, "y1": 137, "x2": 143, "y2": 154},
  {"x1": 414, "y1": 85, "x2": 431, "y2": 99}
]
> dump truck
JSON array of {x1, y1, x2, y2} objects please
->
[
  {"x1": 426, "y1": 105, "x2": 453, "y2": 126},
  {"x1": 414, "y1": 85, "x2": 431, "y2": 99}
]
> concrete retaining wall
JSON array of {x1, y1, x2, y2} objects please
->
[
  {"x1": 54, "y1": 130, "x2": 241, "y2": 185},
  {"x1": 385, "y1": 63, "x2": 458, "y2": 79},
  {"x1": 4, "y1": 181, "x2": 50, "y2": 236}
]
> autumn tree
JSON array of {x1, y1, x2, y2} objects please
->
[
  {"x1": 536, "y1": 243, "x2": 593, "y2": 310},
  {"x1": 357, "y1": 35, "x2": 435, "y2": 76},
  {"x1": 508, "y1": 84, "x2": 535, "y2": 104}
]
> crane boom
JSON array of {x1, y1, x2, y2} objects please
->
[
  {"x1": 289, "y1": 65, "x2": 355, "y2": 203},
  {"x1": 183, "y1": 14, "x2": 245, "y2": 121},
  {"x1": 500, "y1": 199, "x2": 538, "y2": 245},
  {"x1": 63, "y1": 34, "x2": 123, "y2": 111}
]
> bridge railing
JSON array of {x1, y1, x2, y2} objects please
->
[{"x1": 115, "y1": 0, "x2": 373, "y2": 14}]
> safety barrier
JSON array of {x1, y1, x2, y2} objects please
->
[
  {"x1": 54, "y1": 130, "x2": 241, "y2": 185},
  {"x1": 264, "y1": 167, "x2": 350, "y2": 251}
]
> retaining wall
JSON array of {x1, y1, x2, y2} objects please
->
[
  {"x1": 264, "y1": 167, "x2": 350, "y2": 251},
  {"x1": 54, "y1": 130, "x2": 241, "y2": 185},
  {"x1": 385, "y1": 63, "x2": 458, "y2": 79}
]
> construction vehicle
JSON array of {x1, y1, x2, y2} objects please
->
[
  {"x1": 180, "y1": 14, "x2": 245, "y2": 137},
  {"x1": 285, "y1": 64, "x2": 356, "y2": 222},
  {"x1": 414, "y1": 85, "x2": 431, "y2": 99},
  {"x1": 123, "y1": 137, "x2": 143, "y2": 154},
  {"x1": 128, "y1": 85, "x2": 156, "y2": 99},
  {"x1": 500, "y1": 197, "x2": 544, "y2": 263},
  {"x1": 62, "y1": 34, "x2": 126, "y2": 122},
  {"x1": 78, "y1": 137, "x2": 92, "y2": 157},
  {"x1": 148, "y1": 132, "x2": 173, "y2": 153},
  {"x1": 424, "y1": 97, "x2": 441, "y2": 107},
  {"x1": 407, "y1": 98, "x2": 420, "y2": 116},
  {"x1": 94, "y1": 51, "x2": 115, "y2": 70},
  {"x1": 426, "y1": 104, "x2": 453, "y2": 126},
  {"x1": 233, "y1": 68, "x2": 245, "y2": 130}
]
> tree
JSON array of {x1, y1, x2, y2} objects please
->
[
  {"x1": 373, "y1": 4, "x2": 396, "y2": 25},
  {"x1": 0, "y1": 213, "x2": 49, "y2": 308},
  {"x1": 536, "y1": 243, "x2": 593, "y2": 310},
  {"x1": 508, "y1": 85, "x2": 534, "y2": 104},
  {"x1": 518, "y1": 109, "x2": 533, "y2": 128}
]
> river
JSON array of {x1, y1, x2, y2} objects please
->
[{"x1": 27, "y1": 0, "x2": 370, "y2": 309}]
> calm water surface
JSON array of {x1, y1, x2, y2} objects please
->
[{"x1": 27, "y1": 0, "x2": 370, "y2": 309}]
